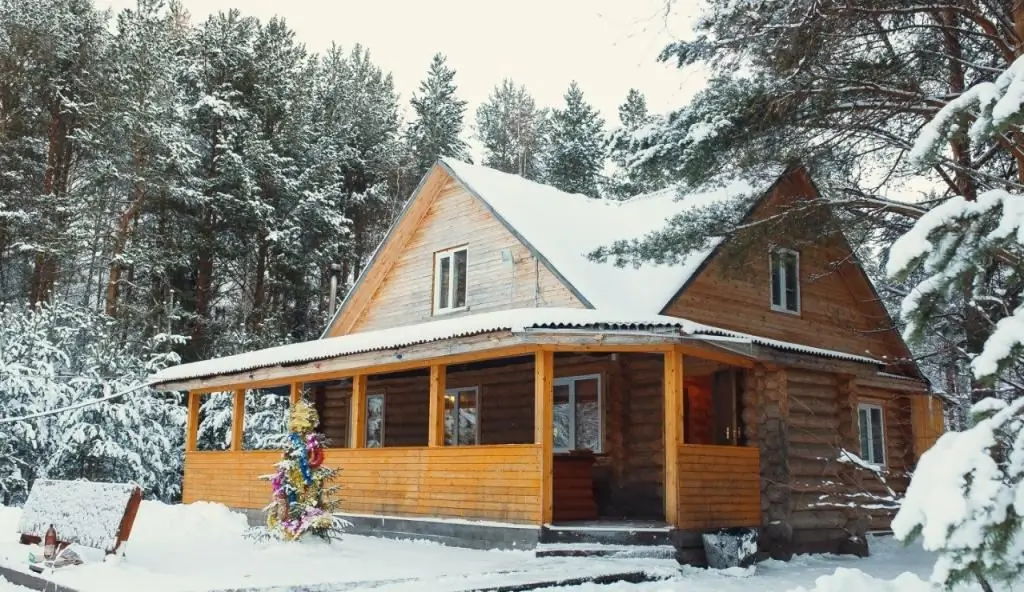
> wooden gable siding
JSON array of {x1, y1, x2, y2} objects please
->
[
  {"x1": 347, "y1": 178, "x2": 582, "y2": 334},
  {"x1": 664, "y1": 170, "x2": 911, "y2": 367}
]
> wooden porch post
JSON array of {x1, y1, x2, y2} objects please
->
[
  {"x1": 231, "y1": 389, "x2": 245, "y2": 451},
  {"x1": 428, "y1": 364, "x2": 446, "y2": 446},
  {"x1": 534, "y1": 350, "x2": 554, "y2": 524},
  {"x1": 350, "y1": 375, "x2": 367, "y2": 448},
  {"x1": 186, "y1": 391, "x2": 200, "y2": 452},
  {"x1": 663, "y1": 348, "x2": 684, "y2": 526},
  {"x1": 289, "y1": 382, "x2": 302, "y2": 406}
]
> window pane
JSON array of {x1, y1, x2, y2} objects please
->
[
  {"x1": 458, "y1": 390, "x2": 478, "y2": 445},
  {"x1": 784, "y1": 254, "x2": 798, "y2": 311},
  {"x1": 366, "y1": 394, "x2": 385, "y2": 448},
  {"x1": 575, "y1": 378, "x2": 600, "y2": 451},
  {"x1": 859, "y1": 407, "x2": 870, "y2": 461},
  {"x1": 870, "y1": 407, "x2": 885, "y2": 464},
  {"x1": 771, "y1": 254, "x2": 783, "y2": 306},
  {"x1": 553, "y1": 384, "x2": 571, "y2": 449},
  {"x1": 453, "y1": 250, "x2": 467, "y2": 308},
  {"x1": 438, "y1": 256, "x2": 451, "y2": 309},
  {"x1": 444, "y1": 392, "x2": 457, "y2": 445}
]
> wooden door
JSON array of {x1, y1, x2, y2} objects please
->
[{"x1": 711, "y1": 370, "x2": 738, "y2": 445}]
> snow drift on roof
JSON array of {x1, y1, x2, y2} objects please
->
[
  {"x1": 441, "y1": 158, "x2": 773, "y2": 313},
  {"x1": 148, "y1": 307, "x2": 881, "y2": 386}
]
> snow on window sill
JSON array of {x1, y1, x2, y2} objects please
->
[
  {"x1": 770, "y1": 303, "x2": 801, "y2": 316},
  {"x1": 432, "y1": 305, "x2": 469, "y2": 317}
]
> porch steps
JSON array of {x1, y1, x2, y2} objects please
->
[
  {"x1": 534, "y1": 542, "x2": 676, "y2": 559},
  {"x1": 540, "y1": 523, "x2": 673, "y2": 547}
]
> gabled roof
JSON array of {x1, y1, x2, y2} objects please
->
[
  {"x1": 440, "y1": 158, "x2": 774, "y2": 314},
  {"x1": 322, "y1": 159, "x2": 776, "y2": 337}
]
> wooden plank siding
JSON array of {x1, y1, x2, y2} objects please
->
[
  {"x1": 676, "y1": 445, "x2": 761, "y2": 530},
  {"x1": 348, "y1": 179, "x2": 582, "y2": 334},
  {"x1": 663, "y1": 170, "x2": 913, "y2": 371},
  {"x1": 910, "y1": 395, "x2": 945, "y2": 457},
  {"x1": 183, "y1": 445, "x2": 544, "y2": 524}
]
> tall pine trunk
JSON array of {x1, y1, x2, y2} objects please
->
[{"x1": 31, "y1": 103, "x2": 74, "y2": 304}]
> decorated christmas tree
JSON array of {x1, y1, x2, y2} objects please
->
[{"x1": 263, "y1": 398, "x2": 347, "y2": 542}]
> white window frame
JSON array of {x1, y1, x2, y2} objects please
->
[
  {"x1": 858, "y1": 403, "x2": 886, "y2": 465},
  {"x1": 445, "y1": 386, "x2": 480, "y2": 446},
  {"x1": 365, "y1": 393, "x2": 386, "y2": 448},
  {"x1": 769, "y1": 248, "x2": 801, "y2": 314},
  {"x1": 433, "y1": 246, "x2": 469, "y2": 315},
  {"x1": 553, "y1": 374, "x2": 603, "y2": 453}
]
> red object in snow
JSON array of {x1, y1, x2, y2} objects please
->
[{"x1": 43, "y1": 524, "x2": 57, "y2": 561}]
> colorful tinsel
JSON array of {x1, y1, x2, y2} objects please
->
[{"x1": 263, "y1": 398, "x2": 343, "y2": 542}]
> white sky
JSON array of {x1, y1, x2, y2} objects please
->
[{"x1": 95, "y1": 0, "x2": 707, "y2": 158}]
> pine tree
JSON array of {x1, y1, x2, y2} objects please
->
[
  {"x1": 893, "y1": 397, "x2": 1024, "y2": 591},
  {"x1": 407, "y1": 53, "x2": 469, "y2": 178},
  {"x1": 545, "y1": 82, "x2": 604, "y2": 197},
  {"x1": 475, "y1": 79, "x2": 547, "y2": 181},
  {"x1": 605, "y1": 89, "x2": 669, "y2": 198},
  {"x1": 618, "y1": 88, "x2": 647, "y2": 131}
]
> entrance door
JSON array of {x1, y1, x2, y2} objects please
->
[{"x1": 711, "y1": 370, "x2": 739, "y2": 445}]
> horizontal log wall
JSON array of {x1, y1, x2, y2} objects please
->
[
  {"x1": 183, "y1": 444, "x2": 543, "y2": 524},
  {"x1": 676, "y1": 444, "x2": 761, "y2": 530}
]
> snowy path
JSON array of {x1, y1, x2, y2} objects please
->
[{"x1": 0, "y1": 500, "x2": 969, "y2": 592}]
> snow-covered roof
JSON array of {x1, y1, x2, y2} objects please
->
[
  {"x1": 441, "y1": 158, "x2": 773, "y2": 313},
  {"x1": 149, "y1": 307, "x2": 882, "y2": 387}
]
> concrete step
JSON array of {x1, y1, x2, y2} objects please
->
[
  {"x1": 540, "y1": 523, "x2": 673, "y2": 547},
  {"x1": 535, "y1": 543, "x2": 676, "y2": 559}
]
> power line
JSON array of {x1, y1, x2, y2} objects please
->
[{"x1": 0, "y1": 381, "x2": 152, "y2": 424}]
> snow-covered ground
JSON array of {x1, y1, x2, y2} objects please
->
[{"x1": 0, "y1": 500, "x2": 972, "y2": 592}]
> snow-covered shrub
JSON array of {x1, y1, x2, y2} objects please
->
[
  {"x1": 0, "y1": 301, "x2": 186, "y2": 503},
  {"x1": 892, "y1": 397, "x2": 1024, "y2": 590}
]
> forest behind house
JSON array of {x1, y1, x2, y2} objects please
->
[{"x1": 1, "y1": 0, "x2": 1022, "y2": 515}]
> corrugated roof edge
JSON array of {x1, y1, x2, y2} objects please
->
[{"x1": 149, "y1": 312, "x2": 883, "y2": 387}]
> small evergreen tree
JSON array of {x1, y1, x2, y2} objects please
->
[
  {"x1": 407, "y1": 53, "x2": 469, "y2": 179},
  {"x1": 475, "y1": 79, "x2": 548, "y2": 181},
  {"x1": 545, "y1": 82, "x2": 604, "y2": 197},
  {"x1": 264, "y1": 398, "x2": 347, "y2": 541},
  {"x1": 605, "y1": 89, "x2": 670, "y2": 198}
]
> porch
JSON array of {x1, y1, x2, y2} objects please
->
[{"x1": 177, "y1": 340, "x2": 763, "y2": 544}]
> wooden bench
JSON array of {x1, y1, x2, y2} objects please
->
[{"x1": 17, "y1": 479, "x2": 142, "y2": 555}]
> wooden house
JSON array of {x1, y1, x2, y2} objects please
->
[{"x1": 150, "y1": 159, "x2": 945, "y2": 560}]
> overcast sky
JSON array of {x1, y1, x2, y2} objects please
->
[{"x1": 95, "y1": 0, "x2": 706, "y2": 153}]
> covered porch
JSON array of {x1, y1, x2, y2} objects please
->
[{"x1": 156, "y1": 313, "x2": 766, "y2": 545}]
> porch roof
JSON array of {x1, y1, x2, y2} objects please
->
[{"x1": 148, "y1": 308, "x2": 885, "y2": 388}]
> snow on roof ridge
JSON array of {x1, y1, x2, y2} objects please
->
[{"x1": 441, "y1": 158, "x2": 774, "y2": 314}]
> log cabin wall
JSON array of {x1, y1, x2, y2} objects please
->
[
  {"x1": 743, "y1": 363, "x2": 922, "y2": 558},
  {"x1": 854, "y1": 383, "x2": 915, "y2": 531},
  {"x1": 346, "y1": 178, "x2": 583, "y2": 334}
]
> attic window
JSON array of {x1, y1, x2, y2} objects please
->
[
  {"x1": 434, "y1": 246, "x2": 468, "y2": 314},
  {"x1": 770, "y1": 248, "x2": 800, "y2": 314}
]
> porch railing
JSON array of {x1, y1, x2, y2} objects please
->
[
  {"x1": 183, "y1": 443, "x2": 543, "y2": 524},
  {"x1": 677, "y1": 444, "x2": 761, "y2": 530}
]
